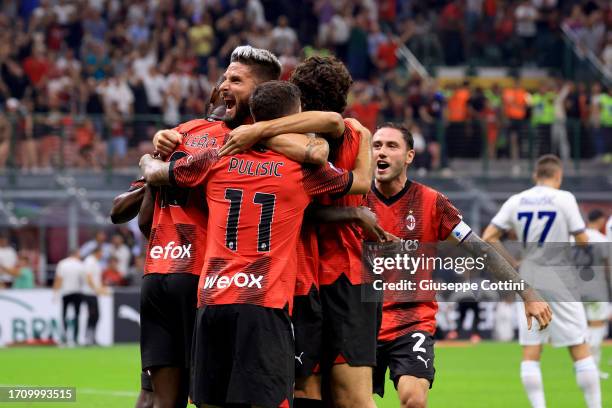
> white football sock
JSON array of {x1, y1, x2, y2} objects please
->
[
  {"x1": 587, "y1": 326, "x2": 608, "y2": 368},
  {"x1": 521, "y1": 360, "x2": 546, "y2": 408},
  {"x1": 574, "y1": 356, "x2": 601, "y2": 408}
]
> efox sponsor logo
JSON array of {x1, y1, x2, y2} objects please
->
[
  {"x1": 149, "y1": 242, "x2": 192, "y2": 259},
  {"x1": 203, "y1": 273, "x2": 263, "y2": 289}
]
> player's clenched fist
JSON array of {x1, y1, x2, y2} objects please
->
[{"x1": 153, "y1": 129, "x2": 182, "y2": 158}]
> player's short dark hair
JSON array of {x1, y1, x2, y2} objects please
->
[
  {"x1": 289, "y1": 56, "x2": 352, "y2": 113},
  {"x1": 377, "y1": 123, "x2": 414, "y2": 150},
  {"x1": 249, "y1": 81, "x2": 301, "y2": 122},
  {"x1": 535, "y1": 154, "x2": 562, "y2": 179},
  {"x1": 230, "y1": 45, "x2": 282, "y2": 83},
  {"x1": 587, "y1": 209, "x2": 605, "y2": 223}
]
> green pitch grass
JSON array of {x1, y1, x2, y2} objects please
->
[{"x1": 1, "y1": 342, "x2": 610, "y2": 407}]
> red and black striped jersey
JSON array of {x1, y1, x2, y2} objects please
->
[
  {"x1": 317, "y1": 119, "x2": 367, "y2": 286},
  {"x1": 295, "y1": 223, "x2": 319, "y2": 296},
  {"x1": 144, "y1": 119, "x2": 229, "y2": 276},
  {"x1": 365, "y1": 180, "x2": 466, "y2": 341},
  {"x1": 169, "y1": 147, "x2": 353, "y2": 312}
]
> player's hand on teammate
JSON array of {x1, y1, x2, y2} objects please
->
[
  {"x1": 355, "y1": 207, "x2": 397, "y2": 243},
  {"x1": 219, "y1": 124, "x2": 263, "y2": 157},
  {"x1": 153, "y1": 129, "x2": 182, "y2": 158},
  {"x1": 522, "y1": 288, "x2": 553, "y2": 331}
]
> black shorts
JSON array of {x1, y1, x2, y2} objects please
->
[
  {"x1": 292, "y1": 286, "x2": 323, "y2": 378},
  {"x1": 140, "y1": 371, "x2": 153, "y2": 392},
  {"x1": 319, "y1": 274, "x2": 381, "y2": 368},
  {"x1": 140, "y1": 273, "x2": 199, "y2": 371},
  {"x1": 373, "y1": 330, "x2": 436, "y2": 397},
  {"x1": 191, "y1": 304, "x2": 294, "y2": 408}
]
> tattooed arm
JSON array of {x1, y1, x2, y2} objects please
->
[
  {"x1": 458, "y1": 232, "x2": 553, "y2": 330},
  {"x1": 263, "y1": 134, "x2": 329, "y2": 165}
]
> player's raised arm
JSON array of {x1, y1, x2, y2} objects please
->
[
  {"x1": 110, "y1": 179, "x2": 146, "y2": 224},
  {"x1": 137, "y1": 185, "x2": 155, "y2": 240},
  {"x1": 218, "y1": 111, "x2": 346, "y2": 156},
  {"x1": 459, "y1": 231, "x2": 552, "y2": 330},
  {"x1": 348, "y1": 118, "x2": 373, "y2": 194},
  {"x1": 263, "y1": 134, "x2": 330, "y2": 166}
]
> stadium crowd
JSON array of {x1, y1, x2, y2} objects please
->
[{"x1": 0, "y1": 0, "x2": 610, "y2": 172}]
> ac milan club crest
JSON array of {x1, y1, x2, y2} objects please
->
[{"x1": 406, "y1": 211, "x2": 416, "y2": 231}]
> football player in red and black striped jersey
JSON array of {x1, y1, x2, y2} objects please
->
[{"x1": 366, "y1": 124, "x2": 551, "y2": 407}]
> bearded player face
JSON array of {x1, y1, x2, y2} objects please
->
[
  {"x1": 372, "y1": 127, "x2": 414, "y2": 183},
  {"x1": 219, "y1": 62, "x2": 258, "y2": 129}
]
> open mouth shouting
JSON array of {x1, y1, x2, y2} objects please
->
[
  {"x1": 376, "y1": 159, "x2": 391, "y2": 175},
  {"x1": 224, "y1": 95, "x2": 236, "y2": 117}
]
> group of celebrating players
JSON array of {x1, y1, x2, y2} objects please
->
[{"x1": 110, "y1": 45, "x2": 603, "y2": 408}]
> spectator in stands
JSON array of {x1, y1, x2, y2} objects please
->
[
  {"x1": 74, "y1": 118, "x2": 96, "y2": 169},
  {"x1": 552, "y1": 80, "x2": 571, "y2": 161},
  {"x1": 406, "y1": 76, "x2": 428, "y2": 128},
  {"x1": 347, "y1": 12, "x2": 371, "y2": 80},
  {"x1": 271, "y1": 15, "x2": 298, "y2": 56},
  {"x1": 565, "y1": 81, "x2": 581, "y2": 160},
  {"x1": 579, "y1": 8, "x2": 606, "y2": 55},
  {"x1": 589, "y1": 82, "x2": 603, "y2": 158},
  {"x1": 485, "y1": 83, "x2": 503, "y2": 157},
  {"x1": 107, "y1": 102, "x2": 128, "y2": 168},
  {"x1": 347, "y1": 81, "x2": 381, "y2": 133},
  {"x1": 110, "y1": 233, "x2": 131, "y2": 278},
  {"x1": 53, "y1": 248, "x2": 84, "y2": 347},
  {"x1": 598, "y1": 86, "x2": 612, "y2": 163},
  {"x1": 439, "y1": 0, "x2": 465, "y2": 65},
  {"x1": 142, "y1": 66, "x2": 166, "y2": 117},
  {"x1": 422, "y1": 80, "x2": 444, "y2": 169},
  {"x1": 0, "y1": 233, "x2": 17, "y2": 288},
  {"x1": 162, "y1": 75, "x2": 182, "y2": 128},
  {"x1": 319, "y1": 7, "x2": 351, "y2": 61},
  {"x1": 0, "y1": 0, "x2": 608, "y2": 172},
  {"x1": 483, "y1": 97, "x2": 500, "y2": 160},
  {"x1": 468, "y1": 86, "x2": 486, "y2": 158},
  {"x1": 446, "y1": 81, "x2": 471, "y2": 159},
  {"x1": 22, "y1": 44, "x2": 51, "y2": 88},
  {"x1": 515, "y1": 0, "x2": 538, "y2": 62},
  {"x1": 502, "y1": 78, "x2": 528, "y2": 170},
  {"x1": 410, "y1": 122, "x2": 432, "y2": 174},
  {"x1": 5, "y1": 98, "x2": 36, "y2": 172},
  {"x1": 530, "y1": 82, "x2": 555, "y2": 155},
  {"x1": 189, "y1": 13, "x2": 215, "y2": 74}
]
